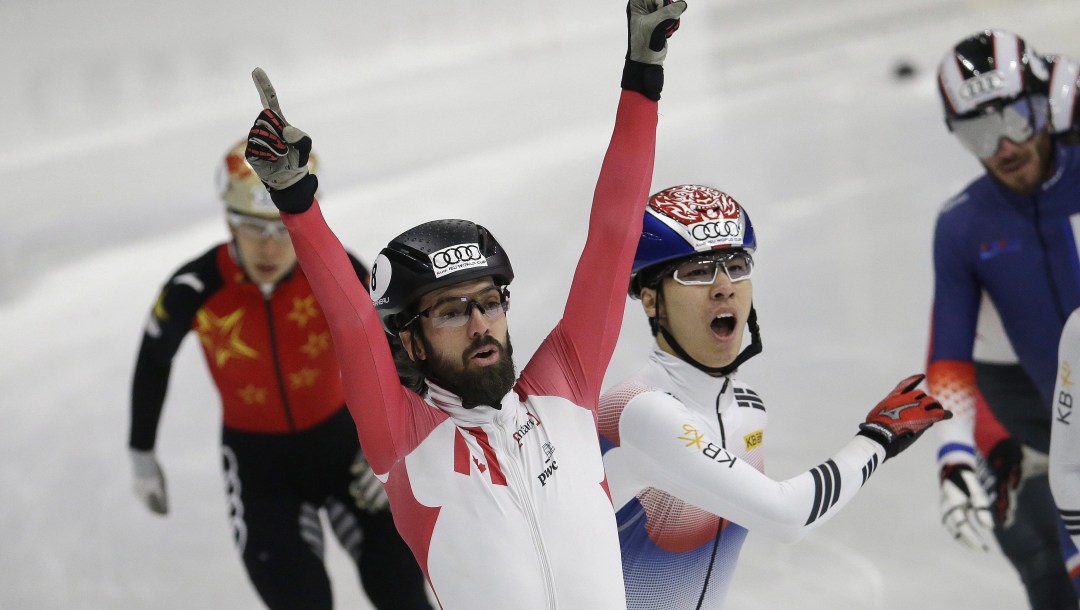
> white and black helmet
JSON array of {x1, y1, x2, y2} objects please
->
[
  {"x1": 937, "y1": 29, "x2": 1050, "y2": 120},
  {"x1": 1046, "y1": 53, "x2": 1080, "y2": 134},
  {"x1": 370, "y1": 219, "x2": 514, "y2": 332}
]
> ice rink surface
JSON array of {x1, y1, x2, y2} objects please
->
[{"x1": 3, "y1": 0, "x2": 1079, "y2": 607}]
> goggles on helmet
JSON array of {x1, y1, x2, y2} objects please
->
[
  {"x1": 948, "y1": 95, "x2": 1049, "y2": 160},
  {"x1": 227, "y1": 212, "x2": 290, "y2": 240},
  {"x1": 402, "y1": 287, "x2": 510, "y2": 329},
  {"x1": 667, "y1": 251, "x2": 753, "y2": 286}
]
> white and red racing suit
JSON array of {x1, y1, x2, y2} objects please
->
[
  {"x1": 599, "y1": 348, "x2": 887, "y2": 609},
  {"x1": 279, "y1": 89, "x2": 659, "y2": 609}
]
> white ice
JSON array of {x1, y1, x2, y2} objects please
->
[{"x1": 3, "y1": 0, "x2": 1078, "y2": 608}]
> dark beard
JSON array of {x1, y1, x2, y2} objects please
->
[{"x1": 417, "y1": 331, "x2": 516, "y2": 409}]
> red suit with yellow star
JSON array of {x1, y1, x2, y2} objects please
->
[
  {"x1": 129, "y1": 242, "x2": 431, "y2": 610},
  {"x1": 131, "y1": 243, "x2": 362, "y2": 438}
]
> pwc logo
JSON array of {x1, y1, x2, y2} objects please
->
[{"x1": 537, "y1": 442, "x2": 558, "y2": 486}]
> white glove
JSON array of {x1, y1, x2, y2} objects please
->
[
  {"x1": 940, "y1": 463, "x2": 993, "y2": 550},
  {"x1": 349, "y1": 452, "x2": 389, "y2": 513},
  {"x1": 130, "y1": 449, "x2": 169, "y2": 515}
]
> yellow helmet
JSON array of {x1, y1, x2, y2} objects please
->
[{"x1": 215, "y1": 139, "x2": 319, "y2": 219}]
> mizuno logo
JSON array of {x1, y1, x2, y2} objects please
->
[{"x1": 879, "y1": 402, "x2": 919, "y2": 420}]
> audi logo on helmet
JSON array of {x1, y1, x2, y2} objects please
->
[
  {"x1": 958, "y1": 71, "x2": 1005, "y2": 101},
  {"x1": 429, "y1": 243, "x2": 488, "y2": 278},
  {"x1": 689, "y1": 219, "x2": 742, "y2": 241}
]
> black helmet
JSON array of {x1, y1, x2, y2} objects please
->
[{"x1": 370, "y1": 219, "x2": 514, "y2": 332}]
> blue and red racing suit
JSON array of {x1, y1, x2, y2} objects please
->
[
  {"x1": 930, "y1": 140, "x2": 1080, "y2": 462},
  {"x1": 928, "y1": 140, "x2": 1080, "y2": 596}
]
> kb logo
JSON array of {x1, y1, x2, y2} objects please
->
[{"x1": 429, "y1": 243, "x2": 487, "y2": 278}]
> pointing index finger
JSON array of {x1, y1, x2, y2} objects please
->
[{"x1": 251, "y1": 67, "x2": 285, "y2": 118}]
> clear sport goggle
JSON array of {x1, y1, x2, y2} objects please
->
[
  {"x1": 227, "y1": 212, "x2": 290, "y2": 240},
  {"x1": 403, "y1": 287, "x2": 510, "y2": 329},
  {"x1": 669, "y1": 251, "x2": 754, "y2": 285},
  {"x1": 948, "y1": 95, "x2": 1049, "y2": 160}
]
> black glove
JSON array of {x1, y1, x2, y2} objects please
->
[
  {"x1": 245, "y1": 68, "x2": 318, "y2": 214},
  {"x1": 622, "y1": 0, "x2": 688, "y2": 101},
  {"x1": 857, "y1": 374, "x2": 952, "y2": 459}
]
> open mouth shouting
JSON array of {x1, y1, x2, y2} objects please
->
[{"x1": 710, "y1": 312, "x2": 738, "y2": 341}]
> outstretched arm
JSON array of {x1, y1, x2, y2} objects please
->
[
  {"x1": 520, "y1": 0, "x2": 687, "y2": 407},
  {"x1": 615, "y1": 376, "x2": 946, "y2": 542}
]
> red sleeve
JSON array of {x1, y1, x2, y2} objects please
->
[
  {"x1": 282, "y1": 201, "x2": 439, "y2": 474},
  {"x1": 927, "y1": 359, "x2": 1010, "y2": 457},
  {"x1": 517, "y1": 90, "x2": 658, "y2": 412},
  {"x1": 973, "y1": 392, "x2": 1011, "y2": 454}
]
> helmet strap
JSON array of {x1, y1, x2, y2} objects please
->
[{"x1": 651, "y1": 287, "x2": 762, "y2": 377}]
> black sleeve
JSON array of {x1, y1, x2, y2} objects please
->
[
  {"x1": 129, "y1": 247, "x2": 222, "y2": 450},
  {"x1": 346, "y1": 251, "x2": 371, "y2": 291}
]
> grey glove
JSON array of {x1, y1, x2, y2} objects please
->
[
  {"x1": 627, "y1": 0, "x2": 687, "y2": 65},
  {"x1": 349, "y1": 451, "x2": 389, "y2": 513},
  {"x1": 622, "y1": 0, "x2": 688, "y2": 100},
  {"x1": 130, "y1": 449, "x2": 169, "y2": 515},
  {"x1": 245, "y1": 68, "x2": 317, "y2": 213}
]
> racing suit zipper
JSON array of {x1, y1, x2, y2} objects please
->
[
  {"x1": 692, "y1": 383, "x2": 729, "y2": 608},
  {"x1": 493, "y1": 422, "x2": 557, "y2": 609},
  {"x1": 1031, "y1": 194, "x2": 1068, "y2": 323},
  {"x1": 263, "y1": 296, "x2": 297, "y2": 431}
]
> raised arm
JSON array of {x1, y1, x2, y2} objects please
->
[
  {"x1": 242, "y1": 69, "x2": 418, "y2": 476},
  {"x1": 520, "y1": 0, "x2": 686, "y2": 406}
]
